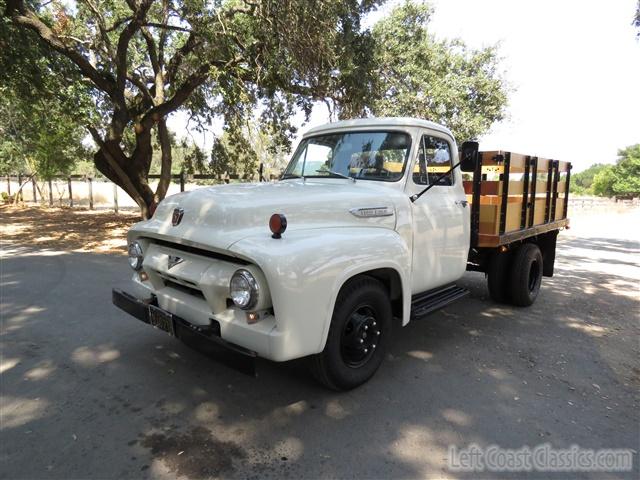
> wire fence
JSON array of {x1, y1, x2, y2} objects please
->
[{"x1": 2, "y1": 164, "x2": 278, "y2": 212}]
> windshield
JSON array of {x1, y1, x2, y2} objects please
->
[{"x1": 283, "y1": 130, "x2": 412, "y2": 182}]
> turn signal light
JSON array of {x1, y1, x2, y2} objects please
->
[{"x1": 269, "y1": 213, "x2": 287, "y2": 239}]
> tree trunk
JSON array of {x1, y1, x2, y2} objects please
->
[
  {"x1": 12, "y1": 173, "x2": 36, "y2": 206},
  {"x1": 93, "y1": 146, "x2": 155, "y2": 220},
  {"x1": 155, "y1": 119, "x2": 173, "y2": 204}
]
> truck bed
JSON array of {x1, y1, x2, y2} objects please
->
[{"x1": 464, "y1": 151, "x2": 571, "y2": 248}]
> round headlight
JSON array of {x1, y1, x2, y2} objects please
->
[
  {"x1": 128, "y1": 241, "x2": 144, "y2": 271},
  {"x1": 230, "y1": 269, "x2": 259, "y2": 310}
]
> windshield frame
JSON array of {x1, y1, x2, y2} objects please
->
[{"x1": 281, "y1": 129, "x2": 413, "y2": 183}]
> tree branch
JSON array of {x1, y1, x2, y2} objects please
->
[
  {"x1": 165, "y1": 32, "x2": 200, "y2": 85},
  {"x1": 142, "y1": 22, "x2": 192, "y2": 33},
  {"x1": 141, "y1": 67, "x2": 210, "y2": 129},
  {"x1": 5, "y1": 0, "x2": 117, "y2": 96},
  {"x1": 115, "y1": 0, "x2": 153, "y2": 94},
  {"x1": 79, "y1": 0, "x2": 115, "y2": 60}
]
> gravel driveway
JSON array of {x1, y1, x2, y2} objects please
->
[{"x1": 1, "y1": 208, "x2": 638, "y2": 479}]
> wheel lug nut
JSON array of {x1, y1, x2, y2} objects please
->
[
  {"x1": 364, "y1": 325, "x2": 369, "y2": 331},
  {"x1": 376, "y1": 330, "x2": 380, "y2": 335},
  {"x1": 359, "y1": 339, "x2": 364, "y2": 344},
  {"x1": 372, "y1": 344, "x2": 376, "y2": 349},
  {"x1": 364, "y1": 348, "x2": 368, "y2": 354},
  {"x1": 373, "y1": 322, "x2": 377, "y2": 326}
]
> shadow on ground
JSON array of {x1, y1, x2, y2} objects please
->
[{"x1": 1, "y1": 233, "x2": 639, "y2": 479}]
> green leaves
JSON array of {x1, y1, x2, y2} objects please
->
[
  {"x1": 570, "y1": 163, "x2": 610, "y2": 195},
  {"x1": 0, "y1": 3, "x2": 92, "y2": 177},
  {"x1": 368, "y1": 1, "x2": 509, "y2": 141},
  {"x1": 592, "y1": 144, "x2": 640, "y2": 198}
]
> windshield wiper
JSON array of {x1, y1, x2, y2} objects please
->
[
  {"x1": 315, "y1": 169, "x2": 356, "y2": 182},
  {"x1": 280, "y1": 173, "x2": 302, "y2": 180}
]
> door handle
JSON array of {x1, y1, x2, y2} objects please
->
[{"x1": 455, "y1": 200, "x2": 469, "y2": 208}]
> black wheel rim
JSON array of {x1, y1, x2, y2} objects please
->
[
  {"x1": 340, "y1": 305, "x2": 381, "y2": 368},
  {"x1": 528, "y1": 260, "x2": 541, "y2": 292}
]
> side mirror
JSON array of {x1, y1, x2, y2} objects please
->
[{"x1": 460, "y1": 141, "x2": 479, "y2": 172}]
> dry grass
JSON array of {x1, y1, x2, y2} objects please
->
[{"x1": 0, "y1": 205, "x2": 140, "y2": 254}]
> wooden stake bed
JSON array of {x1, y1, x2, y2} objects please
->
[{"x1": 464, "y1": 150, "x2": 571, "y2": 248}]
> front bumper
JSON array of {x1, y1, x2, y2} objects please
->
[{"x1": 112, "y1": 288, "x2": 257, "y2": 375}]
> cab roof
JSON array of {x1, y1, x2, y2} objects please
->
[{"x1": 303, "y1": 117, "x2": 455, "y2": 140}]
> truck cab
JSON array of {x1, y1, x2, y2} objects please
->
[{"x1": 113, "y1": 117, "x2": 570, "y2": 390}]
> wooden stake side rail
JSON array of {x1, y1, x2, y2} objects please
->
[{"x1": 465, "y1": 150, "x2": 571, "y2": 248}]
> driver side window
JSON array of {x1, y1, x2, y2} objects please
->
[{"x1": 413, "y1": 135, "x2": 453, "y2": 186}]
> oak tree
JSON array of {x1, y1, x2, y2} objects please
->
[
  {"x1": 5, "y1": 0, "x2": 380, "y2": 217},
  {"x1": 369, "y1": 1, "x2": 508, "y2": 141}
]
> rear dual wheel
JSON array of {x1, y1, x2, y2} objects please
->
[{"x1": 487, "y1": 243, "x2": 543, "y2": 307}]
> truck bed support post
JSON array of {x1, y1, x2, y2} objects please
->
[
  {"x1": 520, "y1": 156, "x2": 531, "y2": 229},
  {"x1": 528, "y1": 157, "x2": 538, "y2": 227},
  {"x1": 470, "y1": 150, "x2": 483, "y2": 247},
  {"x1": 498, "y1": 152, "x2": 511, "y2": 235},
  {"x1": 550, "y1": 160, "x2": 560, "y2": 221},
  {"x1": 563, "y1": 165, "x2": 571, "y2": 219},
  {"x1": 544, "y1": 161, "x2": 553, "y2": 223}
]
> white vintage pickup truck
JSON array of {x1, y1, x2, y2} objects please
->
[{"x1": 113, "y1": 117, "x2": 571, "y2": 390}]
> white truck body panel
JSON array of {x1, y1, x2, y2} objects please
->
[{"x1": 125, "y1": 118, "x2": 469, "y2": 361}]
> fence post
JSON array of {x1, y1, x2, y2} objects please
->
[
  {"x1": 180, "y1": 171, "x2": 185, "y2": 192},
  {"x1": 87, "y1": 177, "x2": 94, "y2": 210},
  {"x1": 6, "y1": 175, "x2": 10, "y2": 196},
  {"x1": 113, "y1": 183, "x2": 119, "y2": 214},
  {"x1": 48, "y1": 179, "x2": 53, "y2": 206},
  {"x1": 68, "y1": 176, "x2": 73, "y2": 207},
  {"x1": 17, "y1": 173, "x2": 23, "y2": 202},
  {"x1": 32, "y1": 176, "x2": 37, "y2": 203},
  {"x1": 259, "y1": 163, "x2": 264, "y2": 182}
]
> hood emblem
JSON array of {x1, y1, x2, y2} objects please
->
[
  {"x1": 167, "y1": 255, "x2": 184, "y2": 269},
  {"x1": 172, "y1": 208, "x2": 184, "y2": 226},
  {"x1": 350, "y1": 206, "x2": 394, "y2": 218}
]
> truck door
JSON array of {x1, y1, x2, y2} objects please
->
[{"x1": 407, "y1": 133, "x2": 470, "y2": 293}]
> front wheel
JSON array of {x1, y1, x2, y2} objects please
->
[{"x1": 309, "y1": 276, "x2": 392, "y2": 390}]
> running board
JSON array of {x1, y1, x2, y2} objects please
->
[{"x1": 410, "y1": 285, "x2": 469, "y2": 320}]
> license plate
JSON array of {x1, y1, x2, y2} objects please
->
[{"x1": 148, "y1": 305, "x2": 175, "y2": 336}]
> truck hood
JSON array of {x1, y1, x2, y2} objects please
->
[{"x1": 131, "y1": 180, "x2": 403, "y2": 252}]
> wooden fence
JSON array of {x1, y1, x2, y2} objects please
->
[{"x1": 3, "y1": 164, "x2": 278, "y2": 212}]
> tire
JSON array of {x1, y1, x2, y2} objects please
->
[
  {"x1": 309, "y1": 276, "x2": 392, "y2": 391},
  {"x1": 487, "y1": 250, "x2": 512, "y2": 303},
  {"x1": 509, "y1": 243, "x2": 543, "y2": 307}
]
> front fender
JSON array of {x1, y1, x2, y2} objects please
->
[{"x1": 228, "y1": 227, "x2": 411, "y2": 361}]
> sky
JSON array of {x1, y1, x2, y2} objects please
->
[{"x1": 168, "y1": 0, "x2": 640, "y2": 172}]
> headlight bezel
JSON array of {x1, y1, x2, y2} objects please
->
[
  {"x1": 229, "y1": 269, "x2": 259, "y2": 310},
  {"x1": 128, "y1": 241, "x2": 144, "y2": 271}
]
